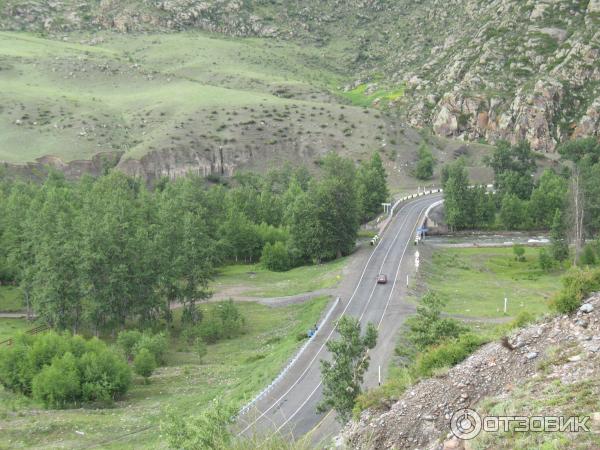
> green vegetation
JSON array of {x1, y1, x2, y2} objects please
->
[
  {"x1": 354, "y1": 289, "x2": 488, "y2": 414},
  {"x1": 413, "y1": 143, "x2": 435, "y2": 180},
  {"x1": 442, "y1": 158, "x2": 495, "y2": 230},
  {"x1": 318, "y1": 316, "x2": 377, "y2": 423},
  {"x1": 0, "y1": 157, "x2": 382, "y2": 334},
  {"x1": 550, "y1": 267, "x2": 600, "y2": 314},
  {"x1": 0, "y1": 332, "x2": 131, "y2": 408},
  {"x1": 0, "y1": 297, "x2": 329, "y2": 448},
  {"x1": 0, "y1": 318, "x2": 29, "y2": 342},
  {"x1": 473, "y1": 375, "x2": 600, "y2": 449},
  {"x1": 342, "y1": 83, "x2": 405, "y2": 107},
  {"x1": 443, "y1": 140, "x2": 568, "y2": 232},
  {"x1": 0, "y1": 286, "x2": 22, "y2": 312},
  {"x1": 420, "y1": 247, "x2": 563, "y2": 318},
  {"x1": 0, "y1": 31, "x2": 396, "y2": 167}
]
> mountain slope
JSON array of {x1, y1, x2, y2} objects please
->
[{"x1": 1, "y1": 1, "x2": 599, "y2": 172}]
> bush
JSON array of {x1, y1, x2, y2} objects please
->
[
  {"x1": 538, "y1": 248, "x2": 554, "y2": 271},
  {"x1": 134, "y1": 332, "x2": 168, "y2": 366},
  {"x1": 513, "y1": 244, "x2": 526, "y2": 262},
  {"x1": 580, "y1": 244, "x2": 597, "y2": 266},
  {"x1": 134, "y1": 348, "x2": 156, "y2": 382},
  {"x1": 181, "y1": 326, "x2": 200, "y2": 345},
  {"x1": 79, "y1": 346, "x2": 131, "y2": 403},
  {"x1": 198, "y1": 300, "x2": 245, "y2": 344},
  {"x1": 550, "y1": 267, "x2": 600, "y2": 314},
  {"x1": 261, "y1": 241, "x2": 292, "y2": 272},
  {"x1": 510, "y1": 311, "x2": 535, "y2": 329},
  {"x1": 32, "y1": 352, "x2": 81, "y2": 408},
  {"x1": 216, "y1": 300, "x2": 245, "y2": 339},
  {"x1": 0, "y1": 332, "x2": 132, "y2": 408},
  {"x1": 414, "y1": 143, "x2": 434, "y2": 180},
  {"x1": 198, "y1": 318, "x2": 222, "y2": 344},
  {"x1": 406, "y1": 292, "x2": 466, "y2": 350},
  {"x1": 116, "y1": 330, "x2": 143, "y2": 360},
  {"x1": 413, "y1": 334, "x2": 486, "y2": 378}
]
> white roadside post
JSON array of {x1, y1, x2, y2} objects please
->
[{"x1": 504, "y1": 296, "x2": 508, "y2": 314}]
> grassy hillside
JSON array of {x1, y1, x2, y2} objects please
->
[{"x1": 0, "y1": 30, "x2": 492, "y2": 189}]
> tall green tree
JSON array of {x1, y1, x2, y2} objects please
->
[
  {"x1": 79, "y1": 172, "x2": 159, "y2": 333},
  {"x1": 499, "y1": 193, "x2": 528, "y2": 230},
  {"x1": 442, "y1": 159, "x2": 471, "y2": 230},
  {"x1": 156, "y1": 179, "x2": 216, "y2": 324},
  {"x1": 290, "y1": 154, "x2": 359, "y2": 262},
  {"x1": 357, "y1": 152, "x2": 389, "y2": 221},
  {"x1": 529, "y1": 170, "x2": 567, "y2": 229},
  {"x1": 318, "y1": 316, "x2": 377, "y2": 423},
  {"x1": 487, "y1": 140, "x2": 536, "y2": 200},
  {"x1": 558, "y1": 137, "x2": 600, "y2": 262},
  {"x1": 413, "y1": 143, "x2": 435, "y2": 180},
  {"x1": 29, "y1": 176, "x2": 84, "y2": 331}
]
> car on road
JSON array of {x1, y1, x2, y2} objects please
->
[{"x1": 377, "y1": 274, "x2": 388, "y2": 284}]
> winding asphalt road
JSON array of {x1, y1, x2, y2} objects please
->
[{"x1": 235, "y1": 193, "x2": 444, "y2": 443}]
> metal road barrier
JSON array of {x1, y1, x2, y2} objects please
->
[
  {"x1": 390, "y1": 188, "x2": 443, "y2": 217},
  {"x1": 235, "y1": 296, "x2": 341, "y2": 418}
]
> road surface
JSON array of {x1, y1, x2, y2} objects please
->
[{"x1": 235, "y1": 193, "x2": 443, "y2": 442}]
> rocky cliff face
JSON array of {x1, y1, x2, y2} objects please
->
[{"x1": 1, "y1": 0, "x2": 599, "y2": 154}]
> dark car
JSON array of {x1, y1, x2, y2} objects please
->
[{"x1": 377, "y1": 274, "x2": 388, "y2": 284}]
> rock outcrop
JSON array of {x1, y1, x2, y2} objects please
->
[{"x1": 337, "y1": 295, "x2": 600, "y2": 449}]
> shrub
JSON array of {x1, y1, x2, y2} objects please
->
[
  {"x1": 413, "y1": 334, "x2": 486, "y2": 378},
  {"x1": 117, "y1": 330, "x2": 143, "y2": 360},
  {"x1": 134, "y1": 332, "x2": 168, "y2": 366},
  {"x1": 550, "y1": 267, "x2": 600, "y2": 314},
  {"x1": 134, "y1": 348, "x2": 156, "y2": 382},
  {"x1": 538, "y1": 248, "x2": 554, "y2": 271},
  {"x1": 261, "y1": 241, "x2": 292, "y2": 272},
  {"x1": 32, "y1": 352, "x2": 81, "y2": 408},
  {"x1": 216, "y1": 300, "x2": 245, "y2": 339},
  {"x1": 406, "y1": 292, "x2": 466, "y2": 350},
  {"x1": 0, "y1": 332, "x2": 131, "y2": 408},
  {"x1": 198, "y1": 318, "x2": 222, "y2": 344},
  {"x1": 580, "y1": 244, "x2": 597, "y2": 266},
  {"x1": 181, "y1": 326, "x2": 200, "y2": 345},
  {"x1": 78, "y1": 344, "x2": 132, "y2": 403},
  {"x1": 513, "y1": 244, "x2": 526, "y2": 262}
]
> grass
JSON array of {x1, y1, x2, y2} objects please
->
[
  {"x1": 472, "y1": 378, "x2": 600, "y2": 449},
  {"x1": 342, "y1": 83, "x2": 406, "y2": 107},
  {"x1": 418, "y1": 247, "x2": 563, "y2": 318},
  {"x1": 0, "y1": 31, "x2": 390, "y2": 165},
  {"x1": 0, "y1": 297, "x2": 329, "y2": 449},
  {"x1": 212, "y1": 258, "x2": 347, "y2": 298},
  {"x1": 0, "y1": 317, "x2": 29, "y2": 342},
  {"x1": 0, "y1": 286, "x2": 22, "y2": 312}
]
